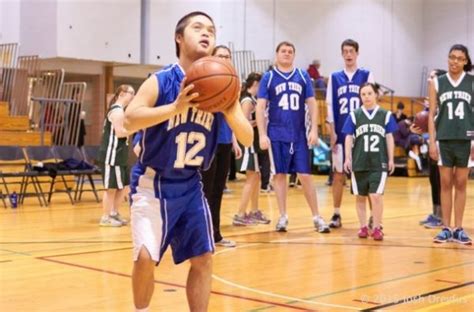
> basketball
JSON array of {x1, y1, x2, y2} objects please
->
[
  {"x1": 185, "y1": 56, "x2": 240, "y2": 113},
  {"x1": 414, "y1": 110, "x2": 429, "y2": 132}
]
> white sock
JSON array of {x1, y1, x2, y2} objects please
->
[
  {"x1": 334, "y1": 208, "x2": 340, "y2": 215},
  {"x1": 313, "y1": 215, "x2": 322, "y2": 222},
  {"x1": 135, "y1": 308, "x2": 149, "y2": 312}
]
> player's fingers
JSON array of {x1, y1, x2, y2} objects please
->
[{"x1": 181, "y1": 83, "x2": 195, "y2": 95}]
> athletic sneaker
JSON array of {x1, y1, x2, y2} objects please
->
[
  {"x1": 110, "y1": 212, "x2": 128, "y2": 225},
  {"x1": 99, "y1": 215, "x2": 122, "y2": 227},
  {"x1": 358, "y1": 226, "x2": 369, "y2": 238},
  {"x1": 409, "y1": 150, "x2": 422, "y2": 171},
  {"x1": 232, "y1": 214, "x2": 258, "y2": 226},
  {"x1": 368, "y1": 216, "x2": 383, "y2": 230},
  {"x1": 372, "y1": 227, "x2": 384, "y2": 241},
  {"x1": 275, "y1": 215, "x2": 288, "y2": 232},
  {"x1": 423, "y1": 217, "x2": 443, "y2": 229},
  {"x1": 314, "y1": 216, "x2": 330, "y2": 233},
  {"x1": 452, "y1": 228, "x2": 472, "y2": 245},
  {"x1": 433, "y1": 227, "x2": 452, "y2": 243},
  {"x1": 215, "y1": 238, "x2": 236, "y2": 248},
  {"x1": 329, "y1": 213, "x2": 342, "y2": 228},
  {"x1": 249, "y1": 210, "x2": 271, "y2": 224},
  {"x1": 419, "y1": 214, "x2": 438, "y2": 225}
]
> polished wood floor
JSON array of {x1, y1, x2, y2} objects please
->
[{"x1": 1, "y1": 175, "x2": 473, "y2": 311}]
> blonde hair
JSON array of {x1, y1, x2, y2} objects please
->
[{"x1": 109, "y1": 84, "x2": 133, "y2": 107}]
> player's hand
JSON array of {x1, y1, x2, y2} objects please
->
[
  {"x1": 409, "y1": 124, "x2": 423, "y2": 135},
  {"x1": 429, "y1": 143, "x2": 439, "y2": 161},
  {"x1": 388, "y1": 159, "x2": 395, "y2": 175},
  {"x1": 343, "y1": 159, "x2": 352, "y2": 174},
  {"x1": 233, "y1": 141, "x2": 242, "y2": 159},
  {"x1": 259, "y1": 134, "x2": 270, "y2": 150},
  {"x1": 308, "y1": 129, "x2": 319, "y2": 147},
  {"x1": 174, "y1": 78, "x2": 199, "y2": 113}
]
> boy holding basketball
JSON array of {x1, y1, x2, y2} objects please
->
[
  {"x1": 256, "y1": 41, "x2": 330, "y2": 233},
  {"x1": 124, "y1": 11, "x2": 252, "y2": 312}
]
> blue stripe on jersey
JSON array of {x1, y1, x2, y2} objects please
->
[
  {"x1": 257, "y1": 67, "x2": 314, "y2": 142},
  {"x1": 137, "y1": 63, "x2": 220, "y2": 182},
  {"x1": 331, "y1": 69, "x2": 370, "y2": 144}
]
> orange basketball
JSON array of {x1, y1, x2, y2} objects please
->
[
  {"x1": 185, "y1": 56, "x2": 240, "y2": 113},
  {"x1": 414, "y1": 110, "x2": 429, "y2": 132}
]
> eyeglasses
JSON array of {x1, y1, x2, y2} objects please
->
[
  {"x1": 216, "y1": 54, "x2": 231, "y2": 59},
  {"x1": 124, "y1": 90, "x2": 135, "y2": 95},
  {"x1": 448, "y1": 55, "x2": 466, "y2": 62}
]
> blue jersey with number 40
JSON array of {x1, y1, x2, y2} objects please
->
[
  {"x1": 136, "y1": 63, "x2": 220, "y2": 180},
  {"x1": 258, "y1": 68, "x2": 314, "y2": 143}
]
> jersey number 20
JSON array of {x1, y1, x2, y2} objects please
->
[
  {"x1": 339, "y1": 97, "x2": 360, "y2": 114},
  {"x1": 174, "y1": 132, "x2": 205, "y2": 168}
]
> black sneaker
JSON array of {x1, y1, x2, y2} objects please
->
[{"x1": 329, "y1": 213, "x2": 342, "y2": 228}]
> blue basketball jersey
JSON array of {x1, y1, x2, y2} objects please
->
[
  {"x1": 136, "y1": 63, "x2": 220, "y2": 183},
  {"x1": 329, "y1": 69, "x2": 371, "y2": 144},
  {"x1": 258, "y1": 67, "x2": 314, "y2": 143}
]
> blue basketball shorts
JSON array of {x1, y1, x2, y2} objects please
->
[
  {"x1": 130, "y1": 167, "x2": 214, "y2": 265},
  {"x1": 269, "y1": 140, "x2": 311, "y2": 174}
]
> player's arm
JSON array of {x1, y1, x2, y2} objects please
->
[
  {"x1": 109, "y1": 108, "x2": 129, "y2": 138},
  {"x1": 256, "y1": 98, "x2": 270, "y2": 150},
  {"x1": 386, "y1": 133, "x2": 395, "y2": 174},
  {"x1": 124, "y1": 75, "x2": 197, "y2": 133},
  {"x1": 427, "y1": 79, "x2": 438, "y2": 161},
  {"x1": 306, "y1": 96, "x2": 319, "y2": 146},
  {"x1": 343, "y1": 135, "x2": 353, "y2": 173},
  {"x1": 241, "y1": 98, "x2": 256, "y2": 127},
  {"x1": 325, "y1": 75, "x2": 337, "y2": 150},
  {"x1": 222, "y1": 100, "x2": 253, "y2": 147}
]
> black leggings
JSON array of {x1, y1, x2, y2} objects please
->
[
  {"x1": 201, "y1": 143, "x2": 232, "y2": 242},
  {"x1": 428, "y1": 157, "x2": 441, "y2": 208}
]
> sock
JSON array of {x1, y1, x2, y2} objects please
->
[
  {"x1": 313, "y1": 215, "x2": 321, "y2": 222},
  {"x1": 110, "y1": 211, "x2": 118, "y2": 216},
  {"x1": 135, "y1": 308, "x2": 149, "y2": 312},
  {"x1": 334, "y1": 208, "x2": 340, "y2": 215},
  {"x1": 433, "y1": 205, "x2": 441, "y2": 218}
]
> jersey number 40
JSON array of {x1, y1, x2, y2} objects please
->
[{"x1": 278, "y1": 93, "x2": 300, "y2": 111}]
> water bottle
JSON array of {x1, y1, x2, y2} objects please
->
[{"x1": 10, "y1": 192, "x2": 18, "y2": 209}]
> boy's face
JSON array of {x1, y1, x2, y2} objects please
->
[
  {"x1": 177, "y1": 15, "x2": 216, "y2": 59},
  {"x1": 342, "y1": 45, "x2": 358, "y2": 68},
  {"x1": 276, "y1": 45, "x2": 295, "y2": 67}
]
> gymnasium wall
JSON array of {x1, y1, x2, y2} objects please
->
[{"x1": 2, "y1": 0, "x2": 473, "y2": 96}]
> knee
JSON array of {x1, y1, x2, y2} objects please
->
[
  {"x1": 190, "y1": 253, "x2": 213, "y2": 272},
  {"x1": 454, "y1": 177, "x2": 467, "y2": 190},
  {"x1": 135, "y1": 247, "x2": 156, "y2": 269}
]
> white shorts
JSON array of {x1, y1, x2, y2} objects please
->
[{"x1": 332, "y1": 144, "x2": 344, "y2": 173}]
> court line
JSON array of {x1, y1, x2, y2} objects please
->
[
  {"x1": 213, "y1": 242, "x2": 474, "y2": 307},
  {"x1": 360, "y1": 281, "x2": 474, "y2": 311},
  {"x1": 413, "y1": 292, "x2": 474, "y2": 311},
  {"x1": 0, "y1": 240, "x2": 132, "y2": 244},
  {"x1": 213, "y1": 243, "x2": 361, "y2": 311},
  {"x1": 36, "y1": 256, "x2": 317, "y2": 311},
  {"x1": 0, "y1": 260, "x2": 12, "y2": 263}
]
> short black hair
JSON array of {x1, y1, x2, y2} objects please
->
[
  {"x1": 276, "y1": 41, "x2": 295, "y2": 53},
  {"x1": 397, "y1": 102, "x2": 404, "y2": 110},
  {"x1": 212, "y1": 45, "x2": 231, "y2": 56},
  {"x1": 175, "y1": 11, "x2": 214, "y2": 58},
  {"x1": 341, "y1": 39, "x2": 359, "y2": 53}
]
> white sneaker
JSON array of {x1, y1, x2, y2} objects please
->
[
  {"x1": 215, "y1": 238, "x2": 236, "y2": 247},
  {"x1": 110, "y1": 212, "x2": 128, "y2": 225},
  {"x1": 409, "y1": 151, "x2": 422, "y2": 171},
  {"x1": 313, "y1": 216, "x2": 330, "y2": 233},
  {"x1": 275, "y1": 215, "x2": 288, "y2": 232},
  {"x1": 99, "y1": 216, "x2": 122, "y2": 227}
]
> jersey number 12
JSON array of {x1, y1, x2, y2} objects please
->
[{"x1": 174, "y1": 132, "x2": 205, "y2": 168}]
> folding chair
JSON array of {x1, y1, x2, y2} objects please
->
[
  {"x1": 0, "y1": 146, "x2": 46, "y2": 207},
  {"x1": 23, "y1": 146, "x2": 75, "y2": 205},
  {"x1": 53, "y1": 145, "x2": 100, "y2": 202}
]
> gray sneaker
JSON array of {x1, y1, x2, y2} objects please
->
[
  {"x1": 249, "y1": 210, "x2": 271, "y2": 224},
  {"x1": 99, "y1": 216, "x2": 122, "y2": 227},
  {"x1": 275, "y1": 215, "x2": 288, "y2": 232},
  {"x1": 215, "y1": 238, "x2": 236, "y2": 248},
  {"x1": 314, "y1": 216, "x2": 330, "y2": 233},
  {"x1": 110, "y1": 212, "x2": 128, "y2": 225}
]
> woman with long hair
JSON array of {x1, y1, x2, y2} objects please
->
[
  {"x1": 429, "y1": 44, "x2": 473, "y2": 244},
  {"x1": 97, "y1": 84, "x2": 135, "y2": 227}
]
